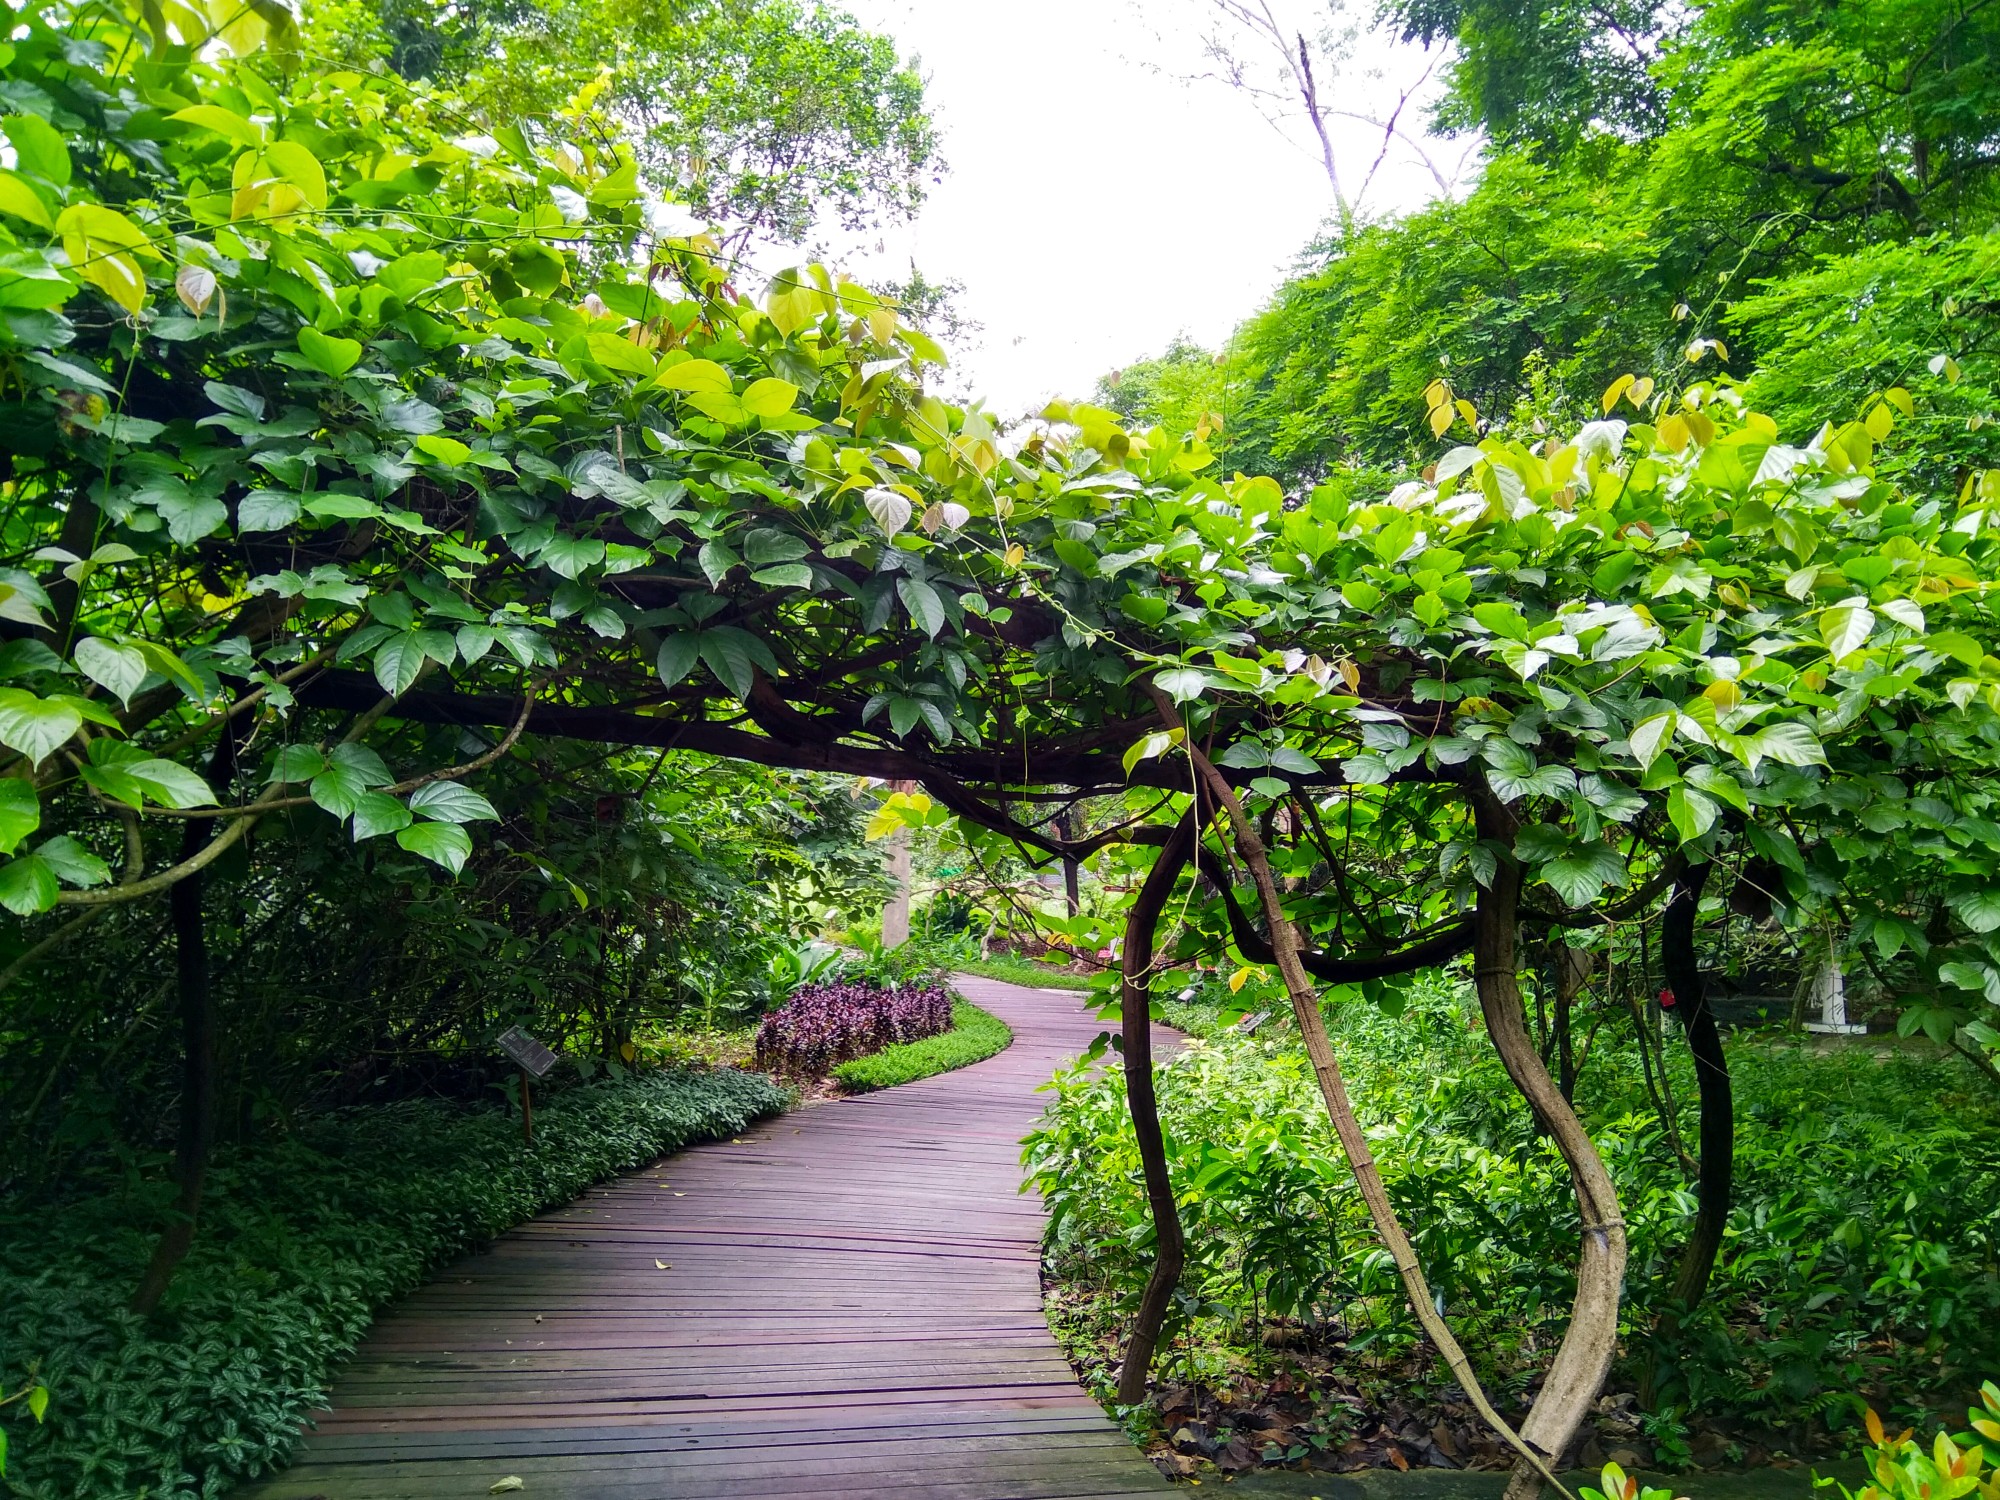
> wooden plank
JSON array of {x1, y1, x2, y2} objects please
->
[{"x1": 235, "y1": 976, "x2": 1173, "y2": 1499}]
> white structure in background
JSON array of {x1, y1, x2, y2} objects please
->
[{"x1": 1804, "y1": 957, "x2": 1867, "y2": 1035}]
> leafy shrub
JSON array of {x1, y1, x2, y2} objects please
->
[
  {"x1": 0, "y1": 1068, "x2": 786, "y2": 1499},
  {"x1": 1026, "y1": 978, "x2": 2000, "y2": 1440},
  {"x1": 832, "y1": 999, "x2": 1013, "y2": 1091},
  {"x1": 1825, "y1": 1384, "x2": 2000, "y2": 1500},
  {"x1": 752, "y1": 979, "x2": 952, "y2": 1077}
]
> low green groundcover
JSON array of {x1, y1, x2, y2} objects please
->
[
  {"x1": 0, "y1": 1068, "x2": 787, "y2": 1499},
  {"x1": 832, "y1": 998, "x2": 1013, "y2": 1091}
]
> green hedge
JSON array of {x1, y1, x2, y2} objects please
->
[
  {"x1": 832, "y1": 999, "x2": 1012, "y2": 1090},
  {"x1": 0, "y1": 1068, "x2": 787, "y2": 1499}
]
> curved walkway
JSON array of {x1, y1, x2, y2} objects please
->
[{"x1": 244, "y1": 975, "x2": 1172, "y2": 1500}]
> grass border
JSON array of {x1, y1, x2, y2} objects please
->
[
  {"x1": 832, "y1": 997, "x2": 1013, "y2": 1090},
  {"x1": 952, "y1": 953, "x2": 1099, "y2": 992}
]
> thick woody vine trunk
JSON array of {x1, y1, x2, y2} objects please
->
[
  {"x1": 1661, "y1": 864, "x2": 1731, "y2": 1311},
  {"x1": 1471, "y1": 794, "x2": 1629, "y2": 1500},
  {"x1": 130, "y1": 815, "x2": 217, "y2": 1316},
  {"x1": 1144, "y1": 688, "x2": 1569, "y2": 1496},
  {"x1": 1116, "y1": 810, "x2": 1199, "y2": 1405}
]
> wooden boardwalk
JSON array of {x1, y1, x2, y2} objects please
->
[{"x1": 242, "y1": 975, "x2": 1173, "y2": 1500}]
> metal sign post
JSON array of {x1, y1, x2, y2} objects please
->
[{"x1": 497, "y1": 1027, "x2": 559, "y2": 1144}]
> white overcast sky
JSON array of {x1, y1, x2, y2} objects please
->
[{"x1": 824, "y1": 0, "x2": 1474, "y2": 416}]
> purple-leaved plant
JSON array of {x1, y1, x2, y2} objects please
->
[{"x1": 753, "y1": 980, "x2": 952, "y2": 1078}]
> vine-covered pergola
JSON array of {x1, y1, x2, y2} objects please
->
[{"x1": 8, "y1": 4, "x2": 2000, "y2": 1494}]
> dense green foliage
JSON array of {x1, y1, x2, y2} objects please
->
[
  {"x1": 1107, "y1": 0, "x2": 2000, "y2": 488},
  {"x1": 1027, "y1": 982, "x2": 1999, "y2": 1445},
  {"x1": 0, "y1": 1066, "x2": 785, "y2": 1498},
  {"x1": 831, "y1": 995, "x2": 1011, "y2": 1090}
]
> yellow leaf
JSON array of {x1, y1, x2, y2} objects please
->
[
  {"x1": 1657, "y1": 413, "x2": 1690, "y2": 452},
  {"x1": 1454, "y1": 398, "x2": 1477, "y2": 427},
  {"x1": 1602, "y1": 374, "x2": 1634, "y2": 415},
  {"x1": 1428, "y1": 403, "x2": 1453, "y2": 438},
  {"x1": 1702, "y1": 678, "x2": 1742, "y2": 711},
  {"x1": 1685, "y1": 409, "x2": 1716, "y2": 447},
  {"x1": 1885, "y1": 386, "x2": 1914, "y2": 418},
  {"x1": 1865, "y1": 402, "x2": 1894, "y2": 441},
  {"x1": 1423, "y1": 378, "x2": 1450, "y2": 410},
  {"x1": 1228, "y1": 966, "x2": 1252, "y2": 994},
  {"x1": 1628, "y1": 376, "x2": 1655, "y2": 409},
  {"x1": 1003, "y1": 543, "x2": 1025, "y2": 569},
  {"x1": 0, "y1": 171, "x2": 53, "y2": 231},
  {"x1": 655, "y1": 1259, "x2": 671, "y2": 1269}
]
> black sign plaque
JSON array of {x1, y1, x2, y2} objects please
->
[{"x1": 497, "y1": 1026, "x2": 559, "y2": 1078}]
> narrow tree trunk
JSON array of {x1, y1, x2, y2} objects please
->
[
  {"x1": 1555, "y1": 946, "x2": 1590, "y2": 1103},
  {"x1": 1469, "y1": 797, "x2": 1628, "y2": 1500},
  {"x1": 1145, "y1": 690, "x2": 1566, "y2": 1493},
  {"x1": 1661, "y1": 864, "x2": 1731, "y2": 1310},
  {"x1": 881, "y1": 780, "x2": 915, "y2": 949},
  {"x1": 1116, "y1": 810, "x2": 1198, "y2": 1405},
  {"x1": 130, "y1": 817, "x2": 217, "y2": 1316}
]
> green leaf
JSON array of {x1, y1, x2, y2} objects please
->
[
  {"x1": 1538, "y1": 842, "x2": 1627, "y2": 907},
  {"x1": 0, "y1": 170, "x2": 52, "y2": 230},
  {"x1": 1627, "y1": 712, "x2": 1674, "y2": 767},
  {"x1": 751, "y1": 563, "x2": 814, "y2": 590},
  {"x1": 350, "y1": 790, "x2": 413, "y2": 840},
  {"x1": 898, "y1": 577, "x2": 946, "y2": 637},
  {"x1": 741, "y1": 377, "x2": 800, "y2": 419},
  {"x1": 373, "y1": 634, "x2": 429, "y2": 696},
  {"x1": 1122, "y1": 729, "x2": 1180, "y2": 776},
  {"x1": 309, "y1": 764, "x2": 366, "y2": 819},
  {"x1": 238, "y1": 489, "x2": 303, "y2": 531},
  {"x1": 1155, "y1": 667, "x2": 1211, "y2": 702},
  {"x1": 408, "y1": 781, "x2": 499, "y2": 823},
  {"x1": 268, "y1": 745, "x2": 327, "y2": 783},
  {"x1": 125, "y1": 759, "x2": 217, "y2": 808},
  {"x1": 1472, "y1": 601, "x2": 1530, "y2": 641},
  {"x1": 1949, "y1": 888, "x2": 2000, "y2": 935},
  {"x1": 1819, "y1": 600, "x2": 1874, "y2": 662},
  {"x1": 158, "y1": 489, "x2": 228, "y2": 545},
  {"x1": 2, "y1": 114, "x2": 71, "y2": 184},
  {"x1": 1747, "y1": 720, "x2": 1827, "y2": 768},
  {"x1": 541, "y1": 534, "x2": 606, "y2": 579},
  {"x1": 36, "y1": 833, "x2": 108, "y2": 887},
  {"x1": 0, "y1": 778, "x2": 39, "y2": 855},
  {"x1": 396, "y1": 819, "x2": 472, "y2": 873},
  {"x1": 0, "y1": 854, "x2": 57, "y2": 915},
  {"x1": 657, "y1": 632, "x2": 701, "y2": 687},
  {"x1": 414, "y1": 433, "x2": 472, "y2": 467},
  {"x1": 1667, "y1": 784, "x2": 1720, "y2": 842},
  {"x1": 297, "y1": 326, "x2": 363, "y2": 377},
  {"x1": 699, "y1": 628, "x2": 772, "y2": 698},
  {"x1": 168, "y1": 103, "x2": 264, "y2": 148},
  {"x1": 330, "y1": 743, "x2": 394, "y2": 785},
  {"x1": 0, "y1": 688, "x2": 82, "y2": 767},
  {"x1": 72, "y1": 637, "x2": 147, "y2": 706},
  {"x1": 583, "y1": 332, "x2": 658, "y2": 378},
  {"x1": 1483, "y1": 737, "x2": 1576, "y2": 802}
]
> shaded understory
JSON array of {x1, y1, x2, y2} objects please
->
[{"x1": 1028, "y1": 980, "x2": 1998, "y2": 1482}]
